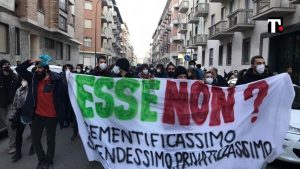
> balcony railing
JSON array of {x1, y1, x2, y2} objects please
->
[
  {"x1": 178, "y1": 23, "x2": 188, "y2": 34},
  {"x1": 290, "y1": 0, "x2": 300, "y2": 4},
  {"x1": 188, "y1": 12, "x2": 199, "y2": 23},
  {"x1": 209, "y1": 21, "x2": 233, "y2": 40},
  {"x1": 252, "y1": 0, "x2": 296, "y2": 20},
  {"x1": 227, "y1": 9, "x2": 255, "y2": 32},
  {"x1": 179, "y1": 0, "x2": 189, "y2": 13},
  {"x1": 193, "y1": 35, "x2": 207, "y2": 46},
  {"x1": 172, "y1": 35, "x2": 184, "y2": 43},
  {"x1": 195, "y1": 3, "x2": 209, "y2": 17}
]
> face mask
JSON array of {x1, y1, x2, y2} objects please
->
[
  {"x1": 99, "y1": 63, "x2": 107, "y2": 70},
  {"x1": 86, "y1": 70, "x2": 90, "y2": 73},
  {"x1": 112, "y1": 66, "x2": 120, "y2": 74},
  {"x1": 21, "y1": 80, "x2": 28, "y2": 87},
  {"x1": 157, "y1": 69, "x2": 161, "y2": 73},
  {"x1": 143, "y1": 69, "x2": 149, "y2": 74},
  {"x1": 205, "y1": 78, "x2": 213, "y2": 85},
  {"x1": 190, "y1": 65, "x2": 195, "y2": 69},
  {"x1": 150, "y1": 68, "x2": 154, "y2": 71},
  {"x1": 36, "y1": 71, "x2": 46, "y2": 80},
  {"x1": 256, "y1": 64, "x2": 265, "y2": 74},
  {"x1": 77, "y1": 69, "x2": 81, "y2": 73}
]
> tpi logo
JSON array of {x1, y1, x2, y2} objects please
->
[{"x1": 268, "y1": 17, "x2": 284, "y2": 33}]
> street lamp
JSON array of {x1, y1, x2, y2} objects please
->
[{"x1": 95, "y1": 0, "x2": 101, "y2": 66}]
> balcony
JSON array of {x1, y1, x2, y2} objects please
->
[
  {"x1": 174, "y1": 2, "x2": 179, "y2": 10},
  {"x1": 101, "y1": 13, "x2": 108, "y2": 23},
  {"x1": 226, "y1": 9, "x2": 255, "y2": 32},
  {"x1": 290, "y1": 0, "x2": 300, "y2": 4},
  {"x1": 172, "y1": 18, "x2": 181, "y2": 25},
  {"x1": 101, "y1": 31, "x2": 108, "y2": 39},
  {"x1": 172, "y1": 34, "x2": 184, "y2": 43},
  {"x1": 187, "y1": 39, "x2": 197, "y2": 49},
  {"x1": 112, "y1": 25, "x2": 116, "y2": 30},
  {"x1": 188, "y1": 12, "x2": 199, "y2": 23},
  {"x1": 177, "y1": 45, "x2": 186, "y2": 53},
  {"x1": 178, "y1": 23, "x2": 188, "y2": 34},
  {"x1": 195, "y1": 3, "x2": 209, "y2": 18},
  {"x1": 252, "y1": 0, "x2": 296, "y2": 20},
  {"x1": 193, "y1": 34, "x2": 207, "y2": 46},
  {"x1": 209, "y1": 21, "x2": 234, "y2": 40},
  {"x1": 102, "y1": 0, "x2": 108, "y2": 7},
  {"x1": 179, "y1": 0, "x2": 189, "y2": 13}
]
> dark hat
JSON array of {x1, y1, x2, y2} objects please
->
[
  {"x1": 140, "y1": 64, "x2": 149, "y2": 70},
  {"x1": 115, "y1": 58, "x2": 130, "y2": 72},
  {"x1": 175, "y1": 66, "x2": 188, "y2": 78},
  {"x1": 0, "y1": 59, "x2": 10, "y2": 68}
]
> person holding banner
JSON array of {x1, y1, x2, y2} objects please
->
[
  {"x1": 16, "y1": 56, "x2": 68, "y2": 169},
  {"x1": 137, "y1": 64, "x2": 154, "y2": 79},
  {"x1": 89, "y1": 56, "x2": 111, "y2": 77},
  {"x1": 236, "y1": 56, "x2": 271, "y2": 85},
  {"x1": 175, "y1": 66, "x2": 188, "y2": 79},
  {"x1": 112, "y1": 58, "x2": 134, "y2": 78},
  {"x1": 165, "y1": 62, "x2": 176, "y2": 78}
]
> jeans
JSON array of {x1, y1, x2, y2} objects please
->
[
  {"x1": 32, "y1": 114, "x2": 57, "y2": 163},
  {"x1": 0, "y1": 104, "x2": 16, "y2": 148}
]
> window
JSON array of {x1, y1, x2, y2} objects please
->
[
  {"x1": 0, "y1": 23, "x2": 8, "y2": 53},
  {"x1": 15, "y1": 28, "x2": 20, "y2": 55},
  {"x1": 59, "y1": 15, "x2": 67, "y2": 31},
  {"x1": 202, "y1": 51, "x2": 205, "y2": 65},
  {"x1": 218, "y1": 45, "x2": 223, "y2": 66},
  {"x1": 221, "y1": 8, "x2": 225, "y2": 20},
  {"x1": 66, "y1": 45, "x2": 71, "y2": 61},
  {"x1": 85, "y1": 1, "x2": 92, "y2": 10},
  {"x1": 226, "y1": 43, "x2": 232, "y2": 65},
  {"x1": 211, "y1": 14, "x2": 215, "y2": 26},
  {"x1": 229, "y1": 0, "x2": 234, "y2": 14},
  {"x1": 193, "y1": 54, "x2": 197, "y2": 61},
  {"x1": 84, "y1": 37, "x2": 92, "y2": 47},
  {"x1": 45, "y1": 38, "x2": 55, "y2": 49},
  {"x1": 209, "y1": 48, "x2": 213, "y2": 66},
  {"x1": 37, "y1": 0, "x2": 44, "y2": 12},
  {"x1": 56, "y1": 42, "x2": 63, "y2": 60},
  {"x1": 59, "y1": 0, "x2": 67, "y2": 12},
  {"x1": 242, "y1": 38, "x2": 251, "y2": 65},
  {"x1": 84, "y1": 19, "x2": 92, "y2": 28}
]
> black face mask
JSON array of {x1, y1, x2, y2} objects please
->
[
  {"x1": 36, "y1": 71, "x2": 46, "y2": 80},
  {"x1": 167, "y1": 72, "x2": 175, "y2": 78}
]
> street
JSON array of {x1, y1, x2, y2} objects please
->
[{"x1": 0, "y1": 127, "x2": 299, "y2": 169}]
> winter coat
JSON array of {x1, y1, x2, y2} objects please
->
[
  {"x1": 236, "y1": 68, "x2": 271, "y2": 85},
  {"x1": 0, "y1": 70, "x2": 20, "y2": 107},
  {"x1": 16, "y1": 60, "x2": 68, "y2": 129},
  {"x1": 9, "y1": 85, "x2": 29, "y2": 123}
]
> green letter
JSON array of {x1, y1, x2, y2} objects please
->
[
  {"x1": 115, "y1": 79, "x2": 140, "y2": 120},
  {"x1": 94, "y1": 77, "x2": 115, "y2": 118},
  {"x1": 141, "y1": 80, "x2": 160, "y2": 122},
  {"x1": 76, "y1": 75, "x2": 95, "y2": 118}
]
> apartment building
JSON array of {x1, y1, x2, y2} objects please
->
[
  {"x1": 153, "y1": 0, "x2": 300, "y2": 80},
  {"x1": 0, "y1": 0, "x2": 84, "y2": 66},
  {"x1": 80, "y1": 0, "x2": 131, "y2": 67},
  {"x1": 120, "y1": 23, "x2": 136, "y2": 65}
]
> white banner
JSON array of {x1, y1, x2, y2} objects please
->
[{"x1": 67, "y1": 73, "x2": 295, "y2": 169}]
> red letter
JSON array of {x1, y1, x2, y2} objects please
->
[
  {"x1": 162, "y1": 80, "x2": 190, "y2": 125},
  {"x1": 244, "y1": 80, "x2": 269, "y2": 123},
  {"x1": 209, "y1": 87, "x2": 235, "y2": 126},
  {"x1": 190, "y1": 81, "x2": 210, "y2": 125}
]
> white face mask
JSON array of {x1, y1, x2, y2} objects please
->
[
  {"x1": 143, "y1": 69, "x2": 149, "y2": 74},
  {"x1": 86, "y1": 70, "x2": 90, "y2": 73},
  {"x1": 21, "y1": 80, "x2": 28, "y2": 87},
  {"x1": 112, "y1": 66, "x2": 120, "y2": 74},
  {"x1": 99, "y1": 63, "x2": 107, "y2": 70},
  {"x1": 205, "y1": 78, "x2": 213, "y2": 85},
  {"x1": 190, "y1": 65, "x2": 195, "y2": 69},
  {"x1": 76, "y1": 69, "x2": 81, "y2": 73},
  {"x1": 157, "y1": 69, "x2": 161, "y2": 73},
  {"x1": 256, "y1": 64, "x2": 265, "y2": 74}
]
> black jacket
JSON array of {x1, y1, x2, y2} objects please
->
[
  {"x1": 89, "y1": 66, "x2": 111, "y2": 77},
  {"x1": 16, "y1": 60, "x2": 68, "y2": 129},
  {"x1": 0, "y1": 70, "x2": 20, "y2": 108},
  {"x1": 236, "y1": 68, "x2": 271, "y2": 85},
  {"x1": 213, "y1": 75, "x2": 229, "y2": 87}
]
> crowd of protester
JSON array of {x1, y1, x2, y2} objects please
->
[{"x1": 0, "y1": 55, "x2": 299, "y2": 169}]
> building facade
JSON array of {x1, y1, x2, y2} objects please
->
[
  {"x1": 152, "y1": 0, "x2": 300, "y2": 82},
  {"x1": 79, "y1": 0, "x2": 134, "y2": 67},
  {"x1": 0, "y1": 0, "x2": 84, "y2": 66}
]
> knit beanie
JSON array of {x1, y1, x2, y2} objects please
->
[
  {"x1": 115, "y1": 58, "x2": 130, "y2": 72},
  {"x1": 175, "y1": 66, "x2": 188, "y2": 78}
]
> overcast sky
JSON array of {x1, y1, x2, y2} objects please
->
[{"x1": 115, "y1": 0, "x2": 168, "y2": 63}]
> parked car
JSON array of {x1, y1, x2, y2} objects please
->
[
  {"x1": 278, "y1": 85, "x2": 300, "y2": 164},
  {"x1": 0, "y1": 65, "x2": 63, "y2": 137}
]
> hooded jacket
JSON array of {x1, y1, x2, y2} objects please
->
[{"x1": 16, "y1": 60, "x2": 68, "y2": 129}]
